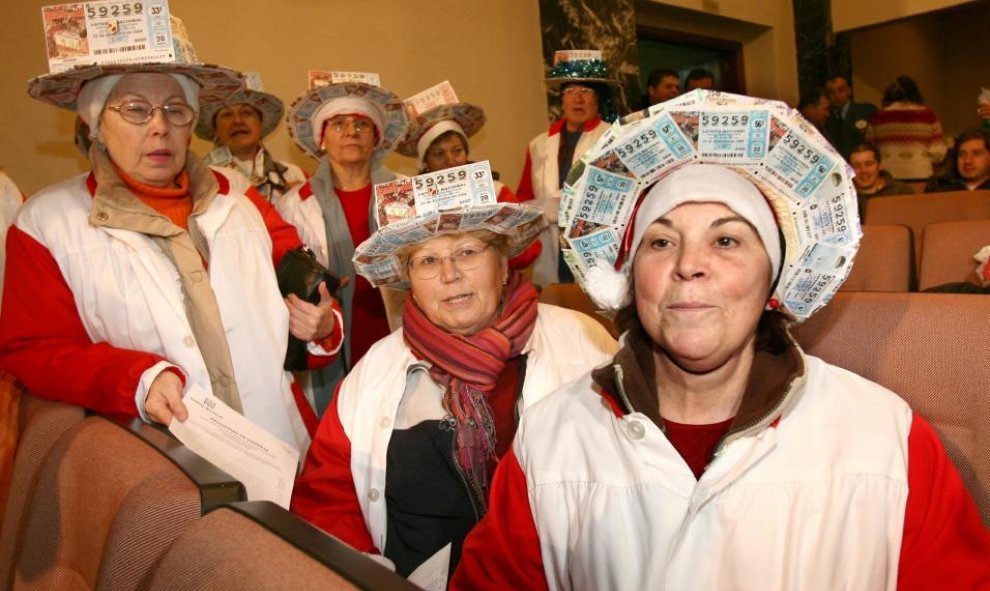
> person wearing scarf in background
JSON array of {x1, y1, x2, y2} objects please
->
[
  {"x1": 0, "y1": 32, "x2": 342, "y2": 452},
  {"x1": 291, "y1": 193, "x2": 616, "y2": 583},
  {"x1": 196, "y1": 73, "x2": 306, "y2": 202},
  {"x1": 276, "y1": 74, "x2": 408, "y2": 414}
]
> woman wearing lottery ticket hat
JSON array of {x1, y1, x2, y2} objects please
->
[
  {"x1": 196, "y1": 72, "x2": 307, "y2": 201},
  {"x1": 276, "y1": 72, "x2": 410, "y2": 414},
  {"x1": 516, "y1": 49, "x2": 621, "y2": 287},
  {"x1": 453, "y1": 91, "x2": 990, "y2": 590},
  {"x1": 291, "y1": 167, "x2": 617, "y2": 582},
  {"x1": 0, "y1": 17, "x2": 343, "y2": 453},
  {"x1": 398, "y1": 82, "x2": 541, "y2": 271}
]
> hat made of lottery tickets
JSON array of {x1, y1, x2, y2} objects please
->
[
  {"x1": 353, "y1": 160, "x2": 547, "y2": 289},
  {"x1": 396, "y1": 81, "x2": 487, "y2": 166},
  {"x1": 286, "y1": 73, "x2": 408, "y2": 165},
  {"x1": 196, "y1": 72, "x2": 285, "y2": 141},
  {"x1": 28, "y1": 14, "x2": 244, "y2": 112},
  {"x1": 559, "y1": 88, "x2": 861, "y2": 323}
]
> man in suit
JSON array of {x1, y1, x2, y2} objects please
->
[{"x1": 825, "y1": 73, "x2": 877, "y2": 159}]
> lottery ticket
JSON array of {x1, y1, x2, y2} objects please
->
[{"x1": 42, "y1": 0, "x2": 174, "y2": 73}]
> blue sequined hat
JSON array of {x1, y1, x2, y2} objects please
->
[{"x1": 544, "y1": 49, "x2": 619, "y2": 87}]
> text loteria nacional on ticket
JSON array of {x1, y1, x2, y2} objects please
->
[{"x1": 42, "y1": 0, "x2": 175, "y2": 73}]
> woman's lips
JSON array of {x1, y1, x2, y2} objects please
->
[
  {"x1": 443, "y1": 293, "x2": 473, "y2": 305},
  {"x1": 668, "y1": 302, "x2": 713, "y2": 311},
  {"x1": 146, "y1": 149, "x2": 172, "y2": 162}
]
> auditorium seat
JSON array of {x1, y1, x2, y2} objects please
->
[
  {"x1": 538, "y1": 283, "x2": 618, "y2": 337},
  {"x1": 8, "y1": 415, "x2": 244, "y2": 590},
  {"x1": 863, "y1": 190, "x2": 990, "y2": 265},
  {"x1": 793, "y1": 291, "x2": 990, "y2": 525},
  {"x1": 841, "y1": 225, "x2": 914, "y2": 291},
  {"x1": 0, "y1": 391, "x2": 85, "y2": 590},
  {"x1": 918, "y1": 219, "x2": 990, "y2": 290},
  {"x1": 149, "y1": 501, "x2": 421, "y2": 590}
]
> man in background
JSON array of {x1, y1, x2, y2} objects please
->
[
  {"x1": 684, "y1": 67, "x2": 715, "y2": 91},
  {"x1": 926, "y1": 128, "x2": 990, "y2": 192},
  {"x1": 825, "y1": 73, "x2": 877, "y2": 159},
  {"x1": 646, "y1": 68, "x2": 680, "y2": 105},
  {"x1": 848, "y1": 142, "x2": 914, "y2": 218}
]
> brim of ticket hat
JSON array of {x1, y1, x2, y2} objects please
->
[
  {"x1": 544, "y1": 76, "x2": 620, "y2": 87},
  {"x1": 27, "y1": 62, "x2": 245, "y2": 111},
  {"x1": 563, "y1": 89, "x2": 861, "y2": 323},
  {"x1": 286, "y1": 82, "x2": 408, "y2": 163},
  {"x1": 396, "y1": 103, "x2": 486, "y2": 158},
  {"x1": 195, "y1": 88, "x2": 285, "y2": 140},
  {"x1": 352, "y1": 202, "x2": 547, "y2": 289}
]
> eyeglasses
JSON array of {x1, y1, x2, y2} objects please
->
[
  {"x1": 326, "y1": 117, "x2": 375, "y2": 135},
  {"x1": 105, "y1": 100, "x2": 196, "y2": 126},
  {"x1": 408, "y1": 244, "x2": 491, "y2": 280},
  {"x1": 562, "y1": 86, "x2": 595, "y2": 97}
]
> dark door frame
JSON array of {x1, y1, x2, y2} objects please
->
[{"x1": 637, "y1": 24, "x2": 747, "y2": 94}]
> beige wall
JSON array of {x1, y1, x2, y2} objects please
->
[
  {"x1": 0, "y1": 0, "x2": 548, "y2": 195},
  {"x1": 637, "y1": 0, "x2": 800, "y2": 106},
  {"x1": 849, "y1": 2, "x2": 990, "y2": 139},
  {"x1": 832, "y1": 0, "x2": 977, "y2": 33}
]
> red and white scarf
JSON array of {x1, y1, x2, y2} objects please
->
[{"x1": 402, "y1": 273, "x2": 538, "y2": 509}]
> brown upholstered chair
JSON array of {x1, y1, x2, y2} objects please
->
[
  {"x1": 863, "y1": 190, "x2": 990, "y2": 266},
  {"x1": 792, "y1": 291, "x2": 990, "y2": 525},
  {"x1": 0, "y1": 392, "x2": 85, "y2": 590},
  {"x1": 149, "y1": 501, "x2": 421, "y2": 591},
  {"x1": 8, "y1": 415, "x2": 244, "y2": 590},
  {"x1": 538, "y1": 283, "x2": 618, "y2": 337},
  {"x1": 841, "y1": 224, "x2": 914, "y2": 292},
  {"x1": 918, "y1": 219, "x2": 990, "y2": 290}
]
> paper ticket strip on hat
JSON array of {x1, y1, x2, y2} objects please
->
[
  {"x1": 42, "y1": 0, "x2": 177, "y2": 73},
  {"x1": 560, "y1": 89, "x2": 862, "y2": 321},
  {"x1": 353, "y1": 161, "x2": 544, "y2": 288},
  {"x1": 405, "y1": 80, "x2": 459, "y2": 119},
  {"x1": 307, "y1": 70, "x2": 381, "y2": 89}
]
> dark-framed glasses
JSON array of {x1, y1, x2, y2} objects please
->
[
  {"x1": 408, "y1": 244, "x2": 491, "y2": 280},
  {"x1": 105, "y1": 100, "x2": 196, "y2": 126}
]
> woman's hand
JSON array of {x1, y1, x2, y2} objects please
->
[
  {"x1": 286, "y1": 282, "x2": 337, "y2": 342},
  {"x1": 145, "y1": 370, "x2": 187, "y2": 426},
  {"x1": 978, "y1": 102, "x2": 990, "y2": 121}
]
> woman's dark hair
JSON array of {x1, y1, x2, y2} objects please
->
[{"x1": 881, "y1": 76, "x2": 924, "y2": 106}]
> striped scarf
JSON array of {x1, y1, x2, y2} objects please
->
[{"x1": 402, "y1": 273, "x2": 538, "y2": 509}]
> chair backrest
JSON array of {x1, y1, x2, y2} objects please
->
[
  {"x1": 841, "y1": 224, "x2": 914, "y2": 292},
  {"x1": 863, "y1": 190, "x2": 990, "y2": 264},
  {"x1": 918, "y1": 219, "x2": 990, "y2": 290},
  {"x1": 149, "y1": 501, "x2": 422, "y2": 591},
  {"x1": 538, "y1": 283, "x2": 618, "y2": 337},
  {"x1": 0, "y1": 393, "x2": 85, "y2": 590},
  {"x1": 10, "y1": 416, "x2": 244, "y2": 591},
  {"x1": 792, "y1": 291, "x2": 990, "y2": 525}
]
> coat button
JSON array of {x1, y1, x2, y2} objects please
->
[
  {"x1": 190, "y1": 270, "x2": 205, "y2": 283},
  {"x1": 183, "y1": 336, "x2": 195, "y2": 347},
  {"x1": 368, "y1": 488, "x2": 381, "y2": 502},
  {"x1": 627, "y1": 420, "x2": 645, "y2": 440},
  {"x1": 380, "y1": 417, "x2": 392, "y2": 429},
  {"x1": 95, "y1": 211, "x2": 109, "y2": 221}
]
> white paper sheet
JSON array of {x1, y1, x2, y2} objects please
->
[
  {"x1": 168, "y1": 384, "x2": 300, "y2": 509},
  {"x1": 407, "y1": 543, "x2": 451, "y2": 591}
]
